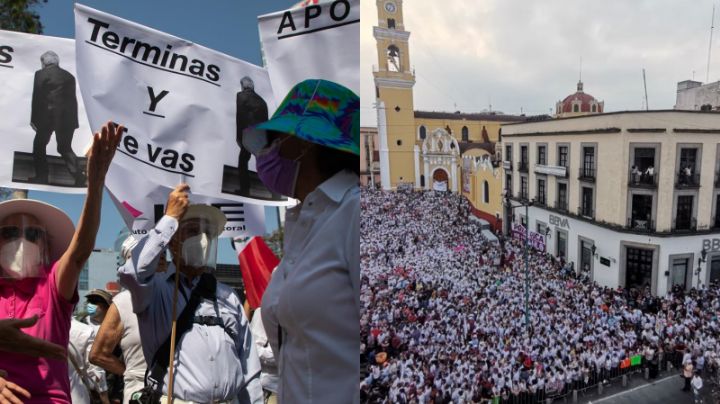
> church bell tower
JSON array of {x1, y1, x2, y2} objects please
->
[{"x1": 373, "y1": 0, "x2": 416, "y2": 189}]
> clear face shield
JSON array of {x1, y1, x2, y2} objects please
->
[
  {"x1": 0, "y1": 215, "x2": 49, "y2": 280},
  {"x1": 175, "y1": 218, "x2": 219, "y2": 273}
]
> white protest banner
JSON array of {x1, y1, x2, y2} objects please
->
[
  {"x1": 74, "y1": 4, "x2": 291, "y2": 207},
  {"x1": 258, "y1": 0, "x2": 359, "y2": 105},
  {"x1": 0, "y1": 29, "x2": 94, "y2": 193},
  {"x1": 106, "y1": 160, "x2": 265, "y2": 239}
]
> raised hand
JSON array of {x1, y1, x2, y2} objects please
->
[
  {"x1": 165, "y1": 183, "x2": 190, "y2": 221},
  {"x1": 86, "y1": 121, "x2": 124, "y2": 188},
  {"x1": 0, "y1": 316, "x2": 66, "y2": 360}
]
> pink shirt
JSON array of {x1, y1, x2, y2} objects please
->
[{"x1": 0, "y1": 261, "x2": 78, "y2": 403}]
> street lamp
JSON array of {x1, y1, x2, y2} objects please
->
[
  {"x1": 697, "y1": 248, "x2": 708, "y2": 288},
  {"x1": 504, "y1": 195, "x2": 534, "y2": 332}
]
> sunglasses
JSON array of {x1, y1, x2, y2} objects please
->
[{"x1": 0, "y1": 226, "x2": 46, "y2": 243}]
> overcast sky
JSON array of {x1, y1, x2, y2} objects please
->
[{"x1": 361, "y1": 0, "x2": 720, "y2": 126}]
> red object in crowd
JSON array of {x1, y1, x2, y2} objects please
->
[
  {"x1": 523, "y1": 356, "x2": 532, "y2": 368},
  {"x1": 237, "y1": 236, "x2": 280, "y2": 309}
]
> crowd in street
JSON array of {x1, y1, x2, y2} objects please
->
[{"x1": 360, "y1": 188, "x2": 720, "y2": 403}]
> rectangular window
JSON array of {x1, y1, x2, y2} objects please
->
[
  {"x1": 678, "y1": 148, "x2": 699, "y2": 186},
  {"x1": 633, "y1": 147, "x2": 655, "y2": 171},
  {"x1": 710, "y1": 255, "x2": 720, "y2": 284},
  {"x1": 520, "y1": 145, "x2": 528, "y2": 171},
  {"x1": 671, "y1": 258, "x2": 689, "y2": 290},
  {"x1": 581, "y1": 187, "x2": 593, "y2": 217},
  {"x1": 505, "y1": 174, "x2": 512, "y2": 193},
  {"x1": 537, "y1": 221, "x2": 547, "y2": 235},
  {"x1": 558, "y1": 146, "x2": 569, "y2": 168},
  {"x1": 679, "y1": 148, "x2": 698, "y2": 170},
  {"x1": 537, "y1": 179, "x2": 546, "y2": 205},
  {"x1": 537, "y1": 145, "x2": 546, "y2": 165},
  {"x1": 505, "y1": 145, "x2": 513, "y2": 162},
  {"x1": 79, "y1": 264, "x2": 89, "y2": 291},
  {"x1": 583, "y1": 147, "x2": 595, "y2": 177},
  {"x1": 557, "y1": 183, "x2": 568, "y2": 210},
  {"x1": 557, "y1": 230, "x2": 567, "y2": 258},
  {"x1": 521, "y1": 176, "x2": 528, "y2": 199},
  {"x1": 625, "y1": 247, "x2": 654, "y2": 289},
  {"x1": 630, "y1": 194, "x2": 653, "y2": 230},
  {"x1": 675, "y1": 195, "x2": 694, "y2": 230}
]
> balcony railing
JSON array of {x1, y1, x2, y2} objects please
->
[
  {"x1": 628, "y1": 171, "x2": 658, "y2": 189},
  {"x1": 556, "y1": 199, "x2": 568, "y2": 212},
  {"x1": 675, "y1": 172, "x2": 701, "y2": 189},
  {"x1": 627, "y1": 217, "x2": 655, "y2": 232},
  {"x1": 578, "y1": 205, "x2": 594, "y2": 218},
  {"x1": 535, "y1": 195, "x2": 546, "y2": 206},
  {"x1": 518, "y1": 161, "x2": 529, "y2": 173},
  {"x1": 672, "y1": 217, "x2": 698, "y2": 232},
  {"x1": 503, "y1": 161, "x2": 513, "y2": 171},
  {"x1": 578, "y1": 167, "x2": 596, "y2": 182}
]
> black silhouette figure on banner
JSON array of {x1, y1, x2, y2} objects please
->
[
  {"x1": 30, "y1": 51, "x2": 83, "y2": 185},
  {"x1": 236, "y1": 76, "x2": 268, "y2": 195}
]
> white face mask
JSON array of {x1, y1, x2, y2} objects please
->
[
  {"x1": 0, "y1": 239, "x2": 42, "y2": 279},
  {"x1": 181, "y1": 233, "x2": 210, "y2": 268}
]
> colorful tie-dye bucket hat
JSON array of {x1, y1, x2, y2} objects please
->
[{"x1": 253, "y1": 79, "x2": 359, "y2": 155}]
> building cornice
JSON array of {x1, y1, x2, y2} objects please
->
[
  {"x1": 502, "y1": 128, "x2": 621, "y2": 137},
  {"x1": 374, "y1": 76, "x2": 415, "y2": 88},
  {"x1": 508, "y1": 197, "x2": 720, "y2": 238},
  {"x1": 373, "y1": 26, "x2": 411, "y2": 41},
  {"x1": 503, "y1": 109, "x2": 720, "y2": 126},
  {"x1": 626, "y1": 128, "x2": 667, "y2": 133},
  {"x1": 674, "y1": 128, "x2": 720, "y2": 134}
]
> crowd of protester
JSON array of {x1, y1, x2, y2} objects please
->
[{"x1": 360, "y1": 187, "x2": 720, "y2": 403}]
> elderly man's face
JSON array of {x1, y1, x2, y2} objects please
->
[{"x1": 169, "y1": 218, "x2": 214, "y2": 274}]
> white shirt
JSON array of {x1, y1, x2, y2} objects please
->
[
  {"x1": 68, "y1": 319, "x2": 107, "y2": 404},
  {"x1": 113, "y1": 290, "x2": 148, "y2": 404},
  {"x1": 262, "y1": 170, "x2": 360, "y2": 404},
  {"x1": 118, "y1": 216, "x2": 262, "y2": 403},
  {"x1": 249, "y1": 308, "x2": 279, "y2": 393}
]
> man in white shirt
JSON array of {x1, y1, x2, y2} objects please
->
[
  {"x1": 119, "y1": 187, "x2": 262, "y2": 403},
  {"x1": 68, "y1": 318, "x2": 109, "y2": 404}
]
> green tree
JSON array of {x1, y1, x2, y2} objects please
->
[
  {"x1": 0, "y1": 0, "x2": 45, "y2": 34},
  {"x1": 263, "y1": 228, "x2": 284, "y2": 260},
  {"x1": 0, "y1": 0, "x2": 46, "y2": 199}
]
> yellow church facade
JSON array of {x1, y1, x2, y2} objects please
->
[{"x1": 372, "y1": 0, "x2": 524, "y2": 230}]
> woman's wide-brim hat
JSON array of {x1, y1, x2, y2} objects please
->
[
  {"x1": 0, "y1": 199, "x2": 74, "y2": 262},
  {"x1": 251, "y1": 79, "x2": 359, "y2": 155}
]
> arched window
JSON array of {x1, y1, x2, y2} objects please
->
[
  {"x1": 387, "y1": 45, "x2": 400, "y2": 72},
  {"x1": 419, "y1": 125, "x2": 426, "y2": 140},
  {"x1": 483, "y1": 180, "x2": 490, "y2": 204},
  {"x1": 461, "y1": 126, "x2": 469, "y2": 142},
  {"x1": 387, "y1": 18, "x2": 396, "y2": 29},
  {"x1": 573, "y1": 104, "x2": 579, "y2": 113}
]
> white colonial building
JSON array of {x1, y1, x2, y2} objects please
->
[{"x1": 502, "y1": 110, "x2": 720, "y2": 296}]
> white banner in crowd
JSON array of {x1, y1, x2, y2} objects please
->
[
  {"x1": 258, "y1": 0, "x2": 360, "y2": 104},
  {"x1": 0, "y1": 30, "x2": 93, "y2": 193},
  {"x1": 106, "y1": 161, "x2": 265, "y2": 238},
  {"x1": 74, "y1": 4, "x2": 292, "y2": 211}
]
